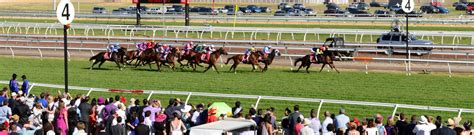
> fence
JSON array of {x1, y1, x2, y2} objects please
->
[{"x1": 0, "y1": 80, "x2": 471, "y2": 119}]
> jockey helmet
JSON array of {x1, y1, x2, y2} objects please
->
[
  {"x1": 189, "y1": 41, "x2": 194, "y2": 45},
  {"x1": 211, "y1": 45, "x2": 215, "y2": 48},
  {"x1": 268, "y1": 45, "x2": 272, "y2": 48}
]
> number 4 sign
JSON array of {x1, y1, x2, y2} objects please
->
[
  {"x1": 56, "y1": 0, "x2": 75, "y2": 25},
  {"x1": 401, "y1": 0, "x2": 415, "y2": 13}
]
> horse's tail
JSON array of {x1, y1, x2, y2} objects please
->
[
  {"x1": 90, "y1": 54, "x2": 99, "y2": 61},
  {"x1": 294, "y1": 57, "x2": 304, "y2": 66}
]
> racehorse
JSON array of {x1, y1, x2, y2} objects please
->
[
  {"x1": 155, "y1": 47, "x2": 181, "y2": 71},
  {"x1": 190, "y1": 47, "x2": 228, "y2": 73},
  {"x1": 89, "y1": 47, "x2": 127, "y2": 70},
  {"x1": 135, "y1": 48, "x2": 157, "y2": 69},
  {"x1": 259, "y1": 49, "x2": 281, "y2": 72},
  {"x1": 293, "y1": 50, "x2": 340, "y2": 73},
  {"x1": 124, "y1": 50, "x2": 139, "y2": 65},
  {"x1": 177, "y1": 50, "x2": 202, "y2": 68},
  {"x1": 225, "y1": 51, "x2": 264, "y2": 73}
]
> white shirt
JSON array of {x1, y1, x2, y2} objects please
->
[
  {"x1": 191, "y1": 111, "x2": 201, "y2": 123},
  {"x1": 309, "y1": 118, "x2": 321, "y2": 135},
  {"x1": 322, "y1": 117, "x2": 333, "y2": 133},
  {"x1": 300, "y1": 126, "x2": 315, "y2": 135},
  {"x1": 116, "y1": 109, "x2": 127, "y2": 124},
  {"x1": 366, "y1": 127, "x2": 379, "y2": 135},
  {"x1": 322, "y1": 132, "x2": 334, "y2": 135},
  {"x1": 145, "y1": 116, "x2": 153, "y2": 127},
  {"x1": 413, "y1": 124, "x2": 435, "y2": 135}
]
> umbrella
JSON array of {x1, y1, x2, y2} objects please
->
[{"x1": 208, "y1": 102, "x2": 232, "y2": 116}]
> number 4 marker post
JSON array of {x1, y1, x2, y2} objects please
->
[
  {"x1": 401, "y1": 0, "x2": 414, "y2": 61},
  {"x1": 56, "y1": 0, "x2": 75, "y2": 93}
]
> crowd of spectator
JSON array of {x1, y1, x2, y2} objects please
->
[{"x1": 2, "y1": 73, "x2": 473, "y2": 135}]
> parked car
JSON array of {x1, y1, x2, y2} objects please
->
[
  {"x1": 435, "y1": 6, "x2": 449, "y2": 13},
  {"x1": 324, "y1": 9, "x2": 350, "y2": 17},
  {"x1": 227, "y1": 10, "x2": 244, "y2": 16},
  {"x1": 374, "y1": 10, "x2": 393, "y2": 17},
  {"x1": 304, "y1": 8, "x2": 316, "y2": 16},
  {"x1": 239, "y1": 7, "x2": 252, "y2": 14},
  {"x1": 293, "y1": 3, "x2": 305, "y2": 9},
  {"x1": 260, "y1": 7, "x2": 271, "y2": 13},
  {"x1": 388, "y1": 5, "x2": 401, "y2": 12},
  {"x1": 350, "y1": 2, "x2": 369, "y2": 10},
  {"x1": 147, "y1": 7, "x2": 166, "y2": 14},
  {"x1": 467, "y1": 3, "x2": 474, "y2": 14},
  {"x1": 172, "y1": 5, "x2": 184, "y2": 12},
  {"x1": 326, "y1": 3, "x2": 340, "y2": 10},
  {"x1": 292, "y1": 9, "x2": 306, "y2": 16},
  {"x1": 274, "y1": 10, "x2": 290, "y2": 16},
  {"x1": 370, "y1": 1, "x2": 387, "y2": 7},
  {"x1": 247, "y1": 5, "x2": 262, "y2": 13},
  {"x1": 453, "y1": 2, "x2": 467, "y2": 7},
  {"x1": 190, "y1": 7, "x2": 204, "y2": 12},
  {"x1": 376, "y1": 31, "x2": 433, "y2": 55},
  {"x1": 347, "y1": 8, "x2": 372, "y2": 17},
  {"x1": 420, "y1": 5, "x2": 439, "y2": 13},
  {"x1": 278, "y1": 3, "x2": 290, "y2": 9},
  {"x1": 92, "y1": 7, "x2": 107, "y2": 14},
  {"x1": 112, "y1": 9, "x2": 128, "y2": 15},
  {"x1": 455, "y1": 4, "x2": 467, "y2": 10},
  {"x1": 217, "y1": 8, "x2": 229, "y2": 13},
  {"x1": 224, "y1": 5, "x2": 235, "y2": 10},
  {"x1": 198, "y1": 7, "x2": 217, "y2": 15}
]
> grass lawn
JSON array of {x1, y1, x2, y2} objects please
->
[{"x1": 0, "y1": 56, "x2": 473, "y2": 121}]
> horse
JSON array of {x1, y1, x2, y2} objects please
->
[
  {"x1": 259, "y1": 49, "x2": 281, "y2": 72},
  {"x1": 155, "y1": 47, "x2": 181, "y2": 71},
  {"x1": 135, "y1": 48, "x2": 157, "y2": 69},
  {"x1": 177, "y1": 50, "x2": 203, "y2": 68},
  {"x1": 124, "y1": 50, "x2": 139, "y2": 65},
  {"x1": 190, "y1": 47, "x2": 228, "y2": 73},
  {"x1": 89, "y1": 47, "x2": 127, "y2": 70},
  {"x1": 293, "y1": 50, "x2": 340, "y2": 73},
  {"x1": 225, "y1": 51, "x2": 264, "y2": 73}
]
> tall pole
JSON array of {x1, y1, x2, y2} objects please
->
[
  {"x1": 136, "y1": 2, "x2": 141, "y2": 26},
  {"x1": 406, "y1": 13, "x2": 409, "y2": 60},
  {"x1": 185, "y1": 1, "x2": 190, "y2": 26},
  {"x1": 64, "y1": 25, "x2": 68, "y2": 93}
]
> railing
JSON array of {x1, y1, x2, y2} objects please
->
[{"x1": 0, "y1": 80, "x2": 471, "y2": 119}]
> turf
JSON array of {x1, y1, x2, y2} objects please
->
[{"x1": 0, "y1": 56, "x2": 473, "y2": 121}]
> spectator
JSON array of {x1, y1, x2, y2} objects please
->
[
  {"x1": 405, "y1": 115, "x2": 418, "y2": 135},
  {"x1": 357, "y1": 119, "x2": 367, "y2": 135},
  {"x1": 322, "y1": 111, "x2": 333, "y2": 134},
  {"x1": 282, "y1": 107, "x2": 292, "y2": 135},
  {"x1": 135, "y1": 116, "x2": 150, "y2": 135},
  {"x1": 374, "y1": 114, "x2": 387, "y2": 135},
  {"x1": 324, "y1": 124, "x2": 335, "y2": 135},
  {"x1": 144, "y1": 111, "x2": 153, "y2": 128},
  {"x1": 170, "y1": 111, "x2": 186, "y2": 135},
  {"x1": 74, "y1": 121, "x2": 87, "y2": 135},
  {"x1": 427, "y1": 116, "x2": 436, "y2": 131},
  {"x1": 9, "y1": 74, "x2": 19, "y2": 93},
  {"x1": 207, "y1": 108, "x2": 218, "y2": 123},
  {"x1": 385, "y1": 117, "x2": 397, "y2": 135},
  {"x1": 20, "y1": 75, "x2": 28, "y2": 96},
  {"x1": 295, "y1": 115, "x2": 304, "y2": 135},
  {"x1": 142, "y1": 99, "x2": 161, "y2": 123},
  {"x1": 347, "y1": 122, "x2": 360, "y2": 135},
  {"x1": 300, "y1": 118, "x2": 315, "y2": 135},
  {"x1": 462, "y1": 121, "x2": 473, "y2": 135},
  {"x1": 37, "y1": 93, "x2": 48, "y2": 108},
  {"x1": 396, "y1": 113, "x2": 408, "y2": 135},
  {"x1": 0, "y1": 101, "x2": 11, "y2": 124},
  {"x1": 413, "y1": 115, "x2": 434, "y2": 135},
  {"x1": 289, "y1": 105, "x2": 302, "y2": 135},
  {"x1": 335, "y1": 108, "x2": 350, "y2": 134},
  {"x1": 44, "y1": 122, "x2": 55, "y2": 135},
  {"x1": 309, "y1": 109, "x2": 321, "y2": 135},
  {"x1": 261, "y1": 113, "x2": 274, "y2": 135},
  {"x1": 111, "y1": 116, "x2": 126, "y2": 135},
  {"x1": 0, "y1": 88, "x2": 7, "y2": 104},
  {"x1": 432, "y1": 118, "x2": 456, "y2": 135},
  {"x1": 232, "y1": 101, "x2": 243, "y2": 118},
  {"x1": 191, "y1": 103, "x2": 204, "y2": 126},
  {"x1": 154, "y1": 110, "x2": 167, "y2": 135},
  {"x1": 56, "y1": 101, "x2": 68, "y2": 135},
  {"x1": 78, "y1": 96, "x2": 91, "y2": 132},
  {"x1": 365, "y1": 119, "x2": 378, "y2": 135}
]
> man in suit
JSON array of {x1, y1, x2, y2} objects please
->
[
  {"x1": 111, "y1": 117, "x2": 126, "y2": 135},
  {"x1": 78, "y1": 96, "x2": 92, "y2": 132},
  {"x1": 232, "y1": 101, "x2": 243, "y2": 118},
  {"x1": 136, "y1": 116, "x2": 151, "y2": 135},
  {"x1": 431, "y1": 118, "x2": 456, "y2": 135},
  {"x1": 288, "y1": 105, "x2": 301, "y2": 135}
]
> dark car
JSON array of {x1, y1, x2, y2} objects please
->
[
  {"x1": 453, "y1": 2, "x2": 467, "y2": 7},
  {"x1": 278, "y1": 3, "x2": 290, "y2": 9},
  {"x1": 455, "y1": 4, "x2": 467, "y2": 10},
  {"x1": 324, "y1": 9, "x2": 349, "y2": 17},
  {"x1": 326, "y1": 3, "x2": 340, "y2": 10},
  {"x1": 190, "y1": 7, "x2": 204, "y2": 12},
  {"x1": 420, "y1": 5, "x2": 439, "y2": 13},
  {"x1": 247, "y1": 5, "x2": 262, "y2": 13},
  {"x1": 350, "y1": 2, "x2": 369, "y2": 10},
  {"x1": 224, "y1": 5, "x2": 235, "y2": 10},
  {"x1": 293, "y1": 3, "x2": 305, "y2": 9},
  {"x1": 172, "y1": 5, "x2": 184, "y2": 12},
  {"x1": 304, "y1": 8, "x2": 316, "y2": 16},
  {"x1": 260, "y1": 7, "x2": 271, "y2": 13},
  {"x1": 394, "y1": 10, "x2": 423, "y2": 17},
  {"x1": 370, "y1": 1, "x2": 387, "y2": 7},
  {"x1": 435, "y1": 6, "x2": 449, "y2": 13},
  {"x1": 92, "y1": 7, "x2": 107, "y2": 14},
  {"x1": 347, "y1": 7, "x2": 372, "y2": 17},
  {"x1": 374, "y1": 10, "x2": 393, "y2": 17},
  {"x1": 198, "y1": 7, "x2": 217, "y2": 15},
  {"x1": 239, "y1": 7, "x2": 252, "y2": 14},
  {"x1": 274, "y1": 10, "x2": 290, "y2": 16}
]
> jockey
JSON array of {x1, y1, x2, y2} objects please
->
[
  {"x1": 136, "y1": 42, "x2": 147, "y2": 56},
  {"x1": 203, "y1": 45, "x2": 215, "y2": 62},
  {"x1": 243, "y1": 47, "x2": 256, "y2": 62},
  {"x1": 107, "y1": 43, "x2": 120, "y2": 58},
  {"x1": 262, "y1": 45, "x2": 272, "y2": 58},
  {"x1": 147, "y1": 41, "x2": 155, "y2": 49},
  {"x1": 183, "y1": 41, "x2": 193, "y2": 55},
  {"x1": 159, "y1": 44, "x2": 171, "y2": 60}
]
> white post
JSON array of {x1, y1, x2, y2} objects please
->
[
  {"x1": 458, "y1": 109, "x2": 463, "y2": 118},
  {"x1": 185, "y1": 92, "x2": 192, "y2": 105},
  {"x1": 408, "y1": 50, "x2": 411, "y2": 76},
  {"x1": 448, "y1": 62, "x2": 452, "y2": 78},
  {"x1": 255, "y1": 96, "x2": 262, "y2": 109},
  {"x1": 147, "y1": 91, "x2": 154, "y2": 101},
  {"x1": 391, "y1": 104, "x2": 399, "y2": 118},
  {"x1": 316, "y1": 99, "x2": 324, "y2": 119},
  {"x1": 86, "y1": 88, "x2": 93, "y2": 96},
  {"x1": 26, "y1": 83, "x2": 35, "y2": 97}
]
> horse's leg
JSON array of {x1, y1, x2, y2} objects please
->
[
  {"x1": 306, "y1": 63, "x2": 312, "y2": 73},
  {"x1": 170, "y1": 62, "x2": 176, "y2": 71},
  {"x1": 256, "y1": 63, "x2": 264, "y2": 72},
  {"x1": 203, "y1": 64, "x2": 212, "y2": 73},
  {"x1": 90, "y1": 60, "x2": 99, "y2": 70},
  {"x1": 296, "y1": 63, "x2": 303, "y2": 72},
  {"x1": 115, "y1": 60, "x2": 123, "y2": 71},
  {"x1": 330, "y1": 64, "x2": 340, "y2": 73},
  {"x1": 98, "y1": 60, "x2": 106, "y2": 69},
  {"x1": 213, "y1": 64, "x2": 220, "y2": 74},
  {"x1": 319, "y1": 63, "x2": 326, "y2": 73}
]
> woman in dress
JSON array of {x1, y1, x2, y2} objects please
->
[
  {"x1": 170, "y1": 112, "x2": 187, "y2": 135},
  {"x1": 56, "y1": 101, "x2": 69, "y2": 135}
]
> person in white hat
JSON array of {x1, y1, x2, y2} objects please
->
[
  {"x1": 300, "y1": 118, "x2": 315, "y2": 135},
  {"x1": 413, "y1": 115, "x2": 435, "y2": 135}
]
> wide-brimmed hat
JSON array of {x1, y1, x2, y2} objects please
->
[
  {"x1": 303, "y1": 118, "x2": 312, "y2": 126},
  {"x1": 12, "y1": 115, "x2": 19, "y2": 121},
  {"x1": 155, "y1": 114, "x2": 167, "y2": 122},
  {"x1": 419, "y1": 116, "x2": 428, "y2": 124},
  {"x1": 98, "y1": 97, "x2": 105, "y2": 104}
]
